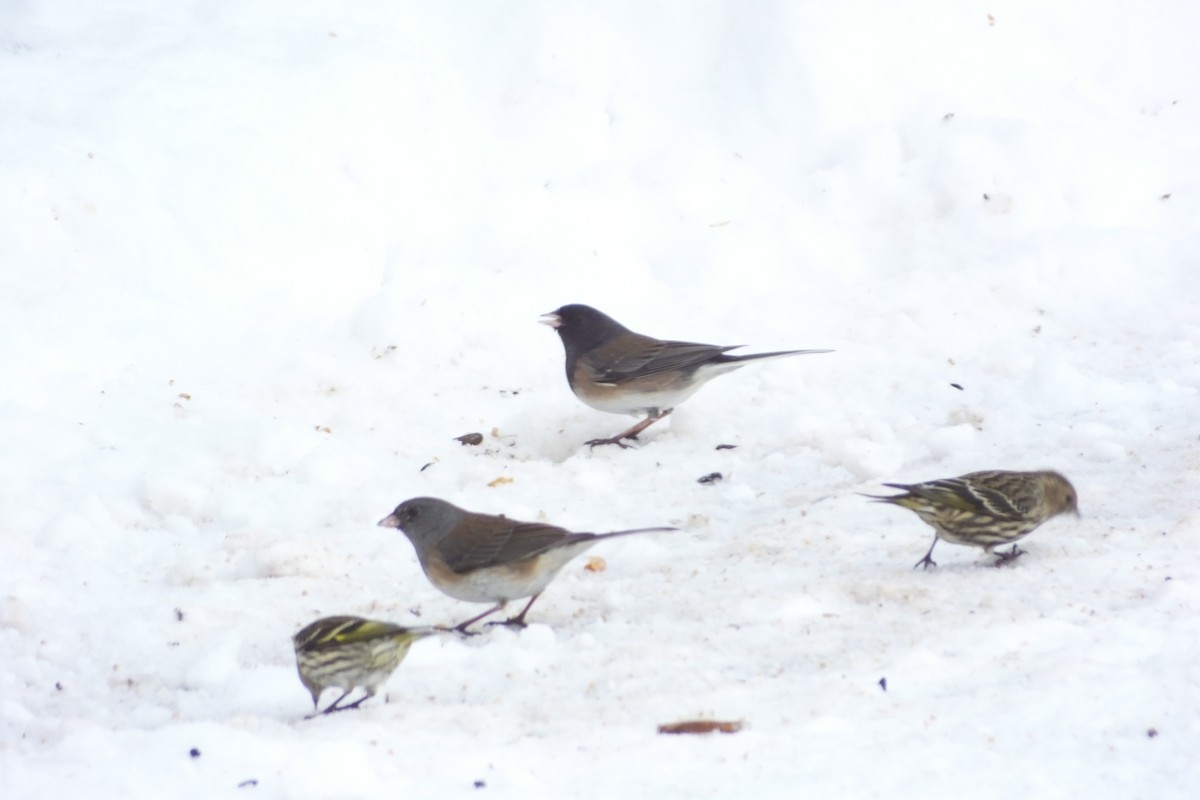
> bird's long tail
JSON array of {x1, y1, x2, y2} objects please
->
[
  {"x1": 590, "y1": 526, "x2": 677, "y2": 542},
  {"x1": 721, "y1": 347, "x2": 833, "y2": 364}
]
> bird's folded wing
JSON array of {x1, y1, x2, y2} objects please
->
[
  {"x1": 590, "y1": 336, "x2": 737, "y2": 382},
  {"x1": 437, "y1": 517, "x2": 577, "y2": 572},
  {"x1": 297, "y1": 618, "x2": 407, "y2": 651},
  {"x1": 914, "y1": 479, "x2": 1026, "y2": 519}
]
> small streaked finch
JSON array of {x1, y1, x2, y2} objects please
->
[
  {"x1": 867, "y1": 470, "x2": 1079, "y2": 569},
  {"x1": 292, "y1": 615, "x2": 436, "y2": 714}
]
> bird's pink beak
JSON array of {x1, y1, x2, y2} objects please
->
[
  {"x1": 540, "y1": 312, "x2": 563, "y2": 328},
  {"x1": 377, "y1": 514, "x2": 401, "y2": 529}
]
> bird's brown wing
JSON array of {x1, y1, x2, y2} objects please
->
[
  {"x1": 436, "y1": 514, "x2": 584, "y2": 573},
  {"x1": 587, "y1": 334, "x2": 737, "y2": 383}
]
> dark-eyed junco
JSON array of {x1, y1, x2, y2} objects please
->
[
  {"x1": 865, "y1": 470, "x2": 1079, "y2": 569},
  {"x1": 377, "y1": 497, "x2": 674, "y2": 633},
  {"x1": 542, "y1": 304, "x2": 831, "y2": 447},
  {"x1": 293, "y1": 615, "x2": 438, "y2": 714}
]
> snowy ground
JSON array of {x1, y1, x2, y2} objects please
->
[{"x1": 2, "y1": 2, "x2": 1199, "y2": 798}]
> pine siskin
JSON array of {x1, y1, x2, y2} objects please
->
[
  {"x1": 293, "y1": 615, "x2": 436, "y2": 714},
  {"x1": 867, "y1": 470, "x2": 1079, "y2": 569}
]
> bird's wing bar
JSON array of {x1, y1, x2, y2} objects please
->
[
  {"x1": 907, "y1": 478, "x2": 1026, "y2": 519},
  {"x1": 296, "y1": 618, "x2": 407, "y2": 651}
]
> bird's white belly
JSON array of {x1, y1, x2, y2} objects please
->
[
  {"x1": 424, "y1": 542, "x2": 597, "y2": 603},
  {"x1": 582, "y1": 383, "x2": 706, "y2": 416}
]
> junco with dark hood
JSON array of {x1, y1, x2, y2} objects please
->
[
  {"x1": 378, "y1": 497, "x2": 674, "y2": 633},
  {"x1": 542, "y1": 303, "x2": 831, "y2": 447}
]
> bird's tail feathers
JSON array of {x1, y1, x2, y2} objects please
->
[
  {"x1": 593, "y1": 526, "x2": 677, "y2": 541},
  {"x1": 859, "y1": 491, "x2": 920, "y2": 509},
  {"x1": 723, "y1": 348, "x2": 834, "y2": 364},
  {"x1": 403, "y1": 626, "x2": 447, "y2": 639}
]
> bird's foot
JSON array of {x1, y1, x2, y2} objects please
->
[
  {"x1": 330, "y1": 695, "x2": 369, "y2": 713},
  {"x1": 448, "y1": 623, "x2": 483, "y2": 637},
  {"x1": 586, "y1": 410, "x2": 670, "y2": 448},
  {"x1": 312, "y1": 705, "x2": 357, "y2": 717},
  {"x1": 585, "y1": 435, "x2": 637, "y2": 449},
  {"x1": 486, "y1": 616, "x2": 529, "y2": 630},
  {"x1": 913, "y1": 555, "x2": 938, "y2": 570},
  {"x1": 309, "y1": 692, "x2": 369, "y2": 716},
  {"x1": 448, "y1": 603, "x2": 506, "y2": 635},
  {"x1": 993, "y1": 545, "x2": 1026, "y2": 566}
]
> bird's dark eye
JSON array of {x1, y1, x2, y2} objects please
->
[{"x1": 405, "y1": 507, "x2": 420, "y2": 521}]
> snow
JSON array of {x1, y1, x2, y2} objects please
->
[{"x1": 2, "y1": 1, "x2": 1198, "y2": 797}]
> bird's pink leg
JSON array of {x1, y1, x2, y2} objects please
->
[
  {"x1": 586, "y1": 410, "x2": 673, "y2": 448},
  {"x1": 449, "y1": 602, "x2": 507, "y2": 635}
]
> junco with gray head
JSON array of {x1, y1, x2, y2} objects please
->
[
  {"x1": 542, "y1": 304, "x2": 831, "y2": 447},
  {"x1": 378, "y1": 497, "x2": 674, "y2": 633}
]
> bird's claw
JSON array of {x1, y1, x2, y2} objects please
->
[
  {"x1": 993, "y1": 545, "x2": 1026, "y2": 566},
  {"x1": 307, "y1": 698, "x2": 366, "y2": 717},
  {"x1": 585, "y1": 436, "x2": 637, "y2": 449}
]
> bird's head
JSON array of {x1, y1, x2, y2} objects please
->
[
  {"x1": 1042, "y1": 472, "x2": 1080, "y2": 518},
  {"x1": 377, "y1": 497, "x2": 463, "y2": 548},
  {"x1": 540, "y1": 304, "x2": 628, "y2": 352}
]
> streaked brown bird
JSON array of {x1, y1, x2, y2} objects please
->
[
  {"x1": 541, "y1": 304, "x2": 831, "y2": 447},
  {"x1": 378, "y1": 497, "x2": 674, "y2": 633},
  {"x1": 293, "y1": 615, "x2": 436, "y2": 714},
  {"x1": 866, "y1": 470, "x2": 1079, "y2": 569}
]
